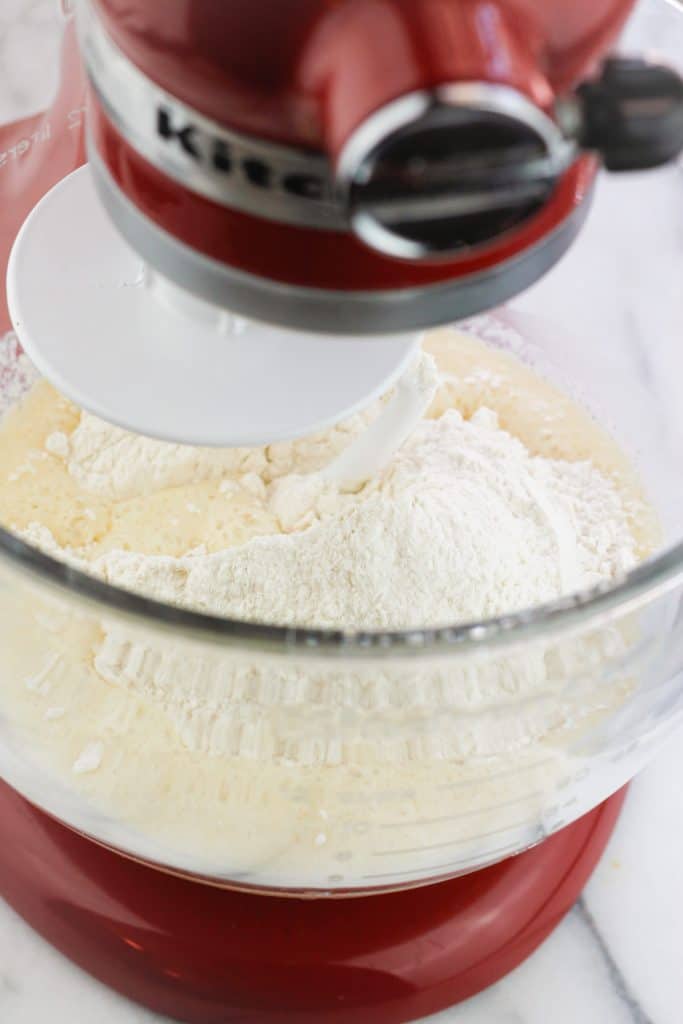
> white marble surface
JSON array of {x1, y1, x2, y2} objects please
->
[{"x1": 2, "y1": 1, "x2": 683, "y2": 1022}]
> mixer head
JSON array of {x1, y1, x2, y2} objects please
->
[{"x1": 7, "y1": 0, "x2": 683, "y2": 445}]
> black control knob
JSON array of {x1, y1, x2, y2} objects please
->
[{"x1": 577, "y1": 57, "x2": 683, "y2": 171}]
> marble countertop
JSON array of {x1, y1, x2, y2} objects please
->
[{"x1": 2, "y1": 1, "x2": 683, "y2": 1022}]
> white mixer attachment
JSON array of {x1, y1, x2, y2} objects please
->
[{"x1": 7, "y1": 167, "x2": 420, "y2": 447}]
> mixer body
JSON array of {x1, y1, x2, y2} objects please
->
[
  {"x1": 82, "y1": 0, "x2": 638, "y2": 332},
  {"x1": 7, "y1": 0, "x2": 683, "y2": 443},
  {"x1": 91, "y1": 0, "x2": 637, "y2": 143}
]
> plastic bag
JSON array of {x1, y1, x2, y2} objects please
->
[{"x1": 0, "y1": 4, "x2": 86, "y2": 331}]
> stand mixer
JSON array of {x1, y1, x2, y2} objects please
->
[
  {"x1": 1, "y1": 1, "x2": 683, "y2": 1022},
  {"x1": 6, "y1": 0, "x2": 683, "y2": 445}
]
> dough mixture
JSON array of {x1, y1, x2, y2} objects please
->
[{"x1": 0, "y1": 329, "x2": 658, "y2": 887}]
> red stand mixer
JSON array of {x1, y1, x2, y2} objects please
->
[
  {"x1": 1, "y1": 1, "x2": 682, "y2": 1021},
  {"x1": 5, "y1": 0, "x2": 683, "y2": 446}
]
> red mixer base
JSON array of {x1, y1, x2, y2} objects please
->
[{"x1": 0, "y1": 782, "x2": 625, "y2": 1024}]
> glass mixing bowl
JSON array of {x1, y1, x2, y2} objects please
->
[{"x1": 0, "y1": 0, "x2": 682, "y2": 895}]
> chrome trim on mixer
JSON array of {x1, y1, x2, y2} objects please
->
[
  {"x1": 336, "y1": 84, "x2": 577, "y2": 261},
  {"x1": 77, "y1": 0, "x2": 347, "y2": 231},
  {"x1": 89, "y1": 143, "x2": 592, "y2": 335}
]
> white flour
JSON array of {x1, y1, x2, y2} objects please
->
[
  {"x1": 16, "y1": 352, "x2": 641, "y2": 762},
  {"x1": 56, "y1": 412, "x2": 267, "y2": 501},
  {"x1": 0, "y1": 332, "x2": 654, "y2": 885},
  {"x1": 30, "y1": 355, "x2": 637, "y2": 630}
]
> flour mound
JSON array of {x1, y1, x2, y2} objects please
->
[{"x1": 28, "y1": 405, "x2": 637, "y2": 630}]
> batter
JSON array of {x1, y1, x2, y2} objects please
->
[{"x1": 0, "y1": 329, "x2": 659, "y2": 888}]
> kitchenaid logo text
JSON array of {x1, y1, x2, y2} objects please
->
[
  {"x1": 157, "y1": 106, "x2": 330, "y2": 203},
  {"x1": 82, "y1": 2, "x2": 345, "y2": 227}
]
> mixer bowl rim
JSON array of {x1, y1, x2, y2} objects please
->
[{"x1": 0, "y1": 521, "x2": 681, "y2": 658}]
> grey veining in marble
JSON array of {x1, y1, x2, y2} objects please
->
[
  {"x1": 574, "y1": 901, "x2": 655, "y2": 1024},
  {"x1": 1, "y1": 2, "x2": 683, "y2": 1023}
]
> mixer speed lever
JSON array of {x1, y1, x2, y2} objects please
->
[{"x1": 575, "y1": 57, "x2": 683, "y2": 171}]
